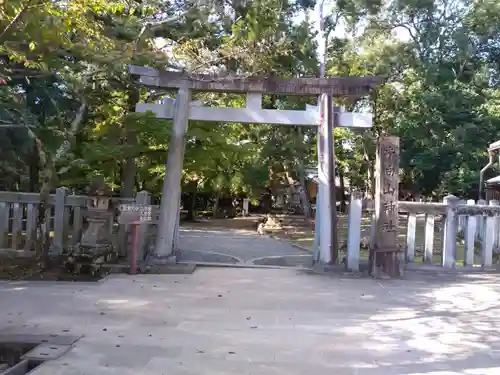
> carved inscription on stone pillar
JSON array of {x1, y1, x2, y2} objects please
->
[
  {"x1": 375, "y1": 137, "x2": 399, "y2": 249},
  {"x1": 371, "y1": 136, "x2": 401, "y2": 277}
]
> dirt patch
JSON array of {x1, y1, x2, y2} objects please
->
[
  {"x1": 181, "y1": 216, "x2": 260, "y2": 233},
  {"x1": 181, "y1": 215, "x2": 319, "y2": 251}
]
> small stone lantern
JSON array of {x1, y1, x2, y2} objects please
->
[{"x1": 80, "y1": 176, "x2": 113, "y2": 250}]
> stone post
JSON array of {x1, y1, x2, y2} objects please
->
[
  {"x1": 442, "y1": 194, "x2": 459, "y2": 268},
  {"x1": 347, "y1": 192, "x2": 362, "y2": 272},
  {"x1": 370, "y1": 136, "x2": 401, "y2": 278},
  {"x1": 51, "y1": 187, "x2": 68, "y2": 255},
  {"x1": 482, "y1": 200, "x2": 497, "y2": 268}
]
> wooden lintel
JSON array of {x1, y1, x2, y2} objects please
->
[{"x1": 129, "y1": 65, "x2": 384, "y2": 97}]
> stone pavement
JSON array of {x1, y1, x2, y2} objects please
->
[
  {"x1": 1, "y1": 268, "x2": 500, "y2": 374},
  {"x1": 177, "y1": 228, "x2": 312, "y2": 266}
]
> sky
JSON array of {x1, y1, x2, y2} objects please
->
[{"x1": 295, "y1": 0, "x2": 411, "y2": 60}]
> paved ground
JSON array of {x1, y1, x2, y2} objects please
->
[
  {"x1": 177, "y1": 228, "x2": 312, "y2": 265},
  {"x1": 1, "y1": 268, "x2": 500, "y2": 374}
]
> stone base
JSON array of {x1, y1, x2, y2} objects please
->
[
  {"x1": 146, "y1": 253, "x2": 177, "y2": 266},
  {"x1": 63, "y1": 244, "x2": 116, "y2": 277},
  {"x1": 369, "y1": 247, "x2": 404, "y2": 278},
  {"x1": 145, "y1": 263, "x2": 196, "y2": 274}
]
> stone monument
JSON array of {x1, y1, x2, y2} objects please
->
[{"x1": 370, "y1": 136, "x2": 403, "y2": 278}]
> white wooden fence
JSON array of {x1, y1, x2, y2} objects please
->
[{"x1": 346, "y1": 195, "x2": 500, "y2": 271}]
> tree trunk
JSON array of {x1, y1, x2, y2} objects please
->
[
  {"x1": 121, "y1": 157, "x2": 136, "y2": 197},
  {"x1": 212, "y1": 192, "x2": 221, "y2": 218},
  {"x1": 113, "y1": 163, "x2": 120, "y2": 193},
  {"x1": 185, "y1": 181, "x2": 198, "y2": 221},
  {"x1": 191, "y1": 189, "x2": 197, "y2": 219},
  {"x1": 121, "y1": 88, "x2": 140, "y2": 198},
  {"x1": 296, "y1": 163, "x2": 312, "y2": 218},
  {"x1": 284, "y1": 162, "x2": 311, "y2": 216},
  {"x1": 296, "y1": 126, "x2": 311, "y2": 218},
  {"x1": 339, "y1": 169, "x2": 347, "y2": 213},
  {"x1": 28, "y1": 141, "x2": 39, "y2": 192},
  {"x1": 34, "y1": 100, "x2": 87, "y2": 262},
  {"x1": 134, "y1": 176, "x2": 141, "y2": 194},
  {"x1": 268, "y1": 166, "x2": 280, "y2": 204}
]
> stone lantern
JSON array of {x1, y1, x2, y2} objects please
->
[{"x1": 80, "y1": 176, "x2": 113, "y2": 250}]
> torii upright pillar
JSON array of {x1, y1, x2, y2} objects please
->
[
  {"x1": 317, "y1": 94, "x2": 337, "y2": 264},
  {"x1": 149, "y1": 85, "x2": 191, "y2": 263}
]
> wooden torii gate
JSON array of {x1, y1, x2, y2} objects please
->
[{"x1": 128, "y1": 65, "x2": 382, "y2": 265}]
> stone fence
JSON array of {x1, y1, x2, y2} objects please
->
[
  {"x1": 346, "y1": 195, "x2": 500, "y2": 271},
  {"x1": 0, "y1": 188, "x2": 154, "y2": 258}
]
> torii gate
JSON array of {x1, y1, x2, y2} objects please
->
[{"x1": 128, "y1": 65, "x2": 382, "y2": 265}]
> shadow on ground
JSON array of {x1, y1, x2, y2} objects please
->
[{"x1": 1, "y1": 267, "x2": 500, "y2": 374}]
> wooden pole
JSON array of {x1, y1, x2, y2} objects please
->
[{"x1": 151, "y1": 85, "x2": 191, "y2": 263}]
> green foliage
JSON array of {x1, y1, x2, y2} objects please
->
[{"x1": 2, "y1": 0, "x2": 500, "y2": 204}]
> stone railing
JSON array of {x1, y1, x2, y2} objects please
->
[
  {"x1": 0, "y1": 188, "x2": 152, "y2": 258},
  {"x1": 346, "y1": 195, "x2": 500, "y2": 271}
]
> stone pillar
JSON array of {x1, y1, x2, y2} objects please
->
[
  {"x1": 442, "y1": 194, "x2": 459, "y2": 268},
  {"x1": 317, "y1": 93, "x2": 333, "y2": 264},
  {"x1": 153, "y1": 85, "x2": 191, "y2": 263},
  {"x1": 370, "y1": 136, "x2": 402, "y2": 278}
]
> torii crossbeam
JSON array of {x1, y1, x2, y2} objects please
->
[
  {"x1": 128, "y1": 65, "x2": 383, "y2": 265},
  {"x1": 136, "y1": 95, "x2": 372, "y2": 128}
]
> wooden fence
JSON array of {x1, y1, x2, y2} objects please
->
[
  {"x1": 347, "y1": 195, "x2": 500, "y2": 270},
  {"x1": 0, "y1": 188, "x2": 152, "y2": 257}
]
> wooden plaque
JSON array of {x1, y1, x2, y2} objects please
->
[{"x1": 118, "y1": 204, "x2": 153, "y2": 224}]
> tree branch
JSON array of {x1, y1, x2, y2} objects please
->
[
  {"x1": 145, "y1": 7, "x2": 196, "y2": 31},
  {"x1": 0, "y1": 0, "x2": 42, "y2": 44}
]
